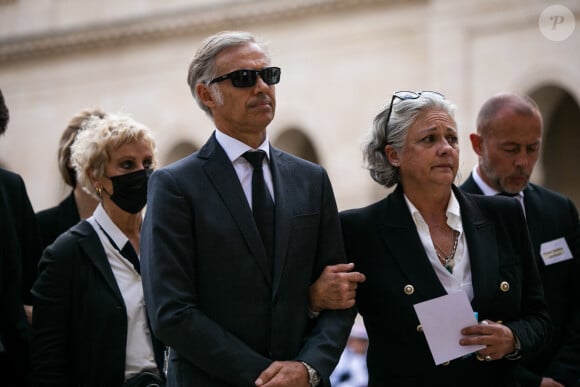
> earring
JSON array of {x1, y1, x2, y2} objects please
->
[{"x1": 96, "y1": 186, "x2": 102, "y2": 197}]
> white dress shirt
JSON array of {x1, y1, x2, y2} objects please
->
[
  {"x1": 87, "y1": 204, "x2": 158, "y2": 380},
  {"x1": 404, "y1": 191, "x2": 474, "y2": 301},
  {"x1": 471, "y1": 166, "x2": 525, "y2": 214},
  {"x1": 215, "y1": 129, "x2": 275, "y2": 209}
]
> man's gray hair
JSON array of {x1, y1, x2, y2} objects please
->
[{"x1": 187, "y1": 31, "x2": 270, "y2": 116}]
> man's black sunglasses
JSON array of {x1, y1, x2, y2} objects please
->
[
  {"x1": 208, "y1": 67, "x2": 281, "y2": 88},
  {"x1": 384, "y1": 91, "x2": 445, "y2": 142}
]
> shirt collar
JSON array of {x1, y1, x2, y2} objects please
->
[
  {"x1": 405, "y1": 189, "x2": 463, "y2": 232},
  {"x1": 91, "y1": 204, "x2": 129, "y2": 250},
  {"x1": 472, "y1": 165, "x2": 524, "y2": 200},
  {"x1": 215, "y1": 128, "x2": 270, "y2": 162}
]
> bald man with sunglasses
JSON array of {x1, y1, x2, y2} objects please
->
[{"x1": 141, "y1": 31, "x2": 361, "y2": 387}]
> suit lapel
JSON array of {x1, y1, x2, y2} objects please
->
[
  {"x1": 461, "y1": 174, "x2": 484, "y2": 195},
  {"x1": 522, "y1": 185, "x2": 542, "y2": 253},
  {"x1": 381, "y1": 187, "x2": 446, "y2": 299},
  {"x1": 268, "y1": 147, "x2": 292, "y2": 295},
  {"x1": 381, "y1": 186, "x2": 501, "y2": 310},
  {"x1": 76, "y1": 222, "x2": 125, "y2": 305},
  {"x1": 454, "y1": 188, "x2": 499, "y2": 311},
  {"x1": 200, "y1": 135, "x2": 273, "y2": 286}
]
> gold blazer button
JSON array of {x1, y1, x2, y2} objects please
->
[
  {"x1": 404, "y1": 284, "x2": 414, "y2": 295},
  {"x1": 441, "y1": 361, "x2": 450, "y2": 366},
  {"x1": 500, "y1": 281, "x2": 510, "y2": 292}
]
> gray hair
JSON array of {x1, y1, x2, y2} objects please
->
[
  {"x1": 71, "y1": 113, "x2": 157, "y2": 199},
  {"x1": 186, "y1": 31, "x2": 271, "y2": 116},
  {"x1": 364, "y1": 92, "x2": 456, "y2": 188}
]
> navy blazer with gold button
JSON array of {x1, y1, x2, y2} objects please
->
[{"x1": 340, "y1": 184, "x2": 551, "y2": 387}]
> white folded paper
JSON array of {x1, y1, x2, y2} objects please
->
[{"x1": 413, "y1": 291, "x2": 485, "y2": 365}]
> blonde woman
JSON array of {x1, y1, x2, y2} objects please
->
[{"x1": 31, "y1": 113, "x2": 165, "y2": 387}]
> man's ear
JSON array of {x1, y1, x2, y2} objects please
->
[
  {"x1": 469, "y1": 133, "x2": 484, "y2": 156},
  {"x1": 196, "y1": 83, "x2": 216, "y2": 110}
]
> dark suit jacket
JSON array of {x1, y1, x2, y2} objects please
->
[
  {"x1": 462, "y1": 174, "x2": 580, "y2": 386},
  {"x1": 140, "y1": 133, "x2": 356, "y2": 387},
  {"x1": 340, "y1": 185, "x2": 551, "y2": 387},
  {"x1": 0, "y1": 168, "x2": 41, "y2": 385},
  {"x1": 36, "y1": 191, "x2": 80, "y2": 253},
  {"x1": 0, "y1": 168, "x2": 42, "y2": 306},
  {"x1": 30, "y1": 220, "x2": 165, "y2": 387}
]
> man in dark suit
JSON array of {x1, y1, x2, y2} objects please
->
[
  {"x1": 140, "y1": 31, "x2": 356, "y2": 387},
  {"x1": 461, "y1": 92, "x2": 580, "y2": 387},
  {"x1": 0, "y1": 88, "x2": 42, "y2": 386}
]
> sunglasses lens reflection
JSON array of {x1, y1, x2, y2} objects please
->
[
  {"x1": 262, "y1": 67, "x2": 281, "y2": 85},
  {"x1": 231, "y1": 70, "x2": 257, "y2": 87},
  {"x1": 230, "y1": 68, "x2": 280, "y2": 87},
  {"x1": 210, "y1": 67, "x2": 281, "y2": 87}
]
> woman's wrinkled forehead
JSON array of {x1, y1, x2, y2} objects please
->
[{"x1": 409, "y1": 108, "x2": 457, "y2": 133}]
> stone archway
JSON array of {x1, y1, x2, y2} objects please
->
[
  {"x1": 530, "y1": 85, "x2": 580, "y2": 209},
  {"x1": 272, "y1": 128, "x2": 320, "y2": 165}
]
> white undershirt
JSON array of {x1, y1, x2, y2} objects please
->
[
  {"x1": 215, "y1": 129, "x2": 275, "y2": 208},
  {"x1": 87, "y1": 204, "x2": 157, "y2": 380},
  {"x1": 404, "y1": 191, "x2": 474, "y2": 301},
  {"x1": 471, "y1": 166, "x2": 525, "y2": 213}
]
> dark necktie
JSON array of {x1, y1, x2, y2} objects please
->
[
  {"x1": 99, "y1": 224, "x2": 140, "y2": 273},
  {"x1": 120, "y1": 242, "x2": 141, "y2": 274},
  {"x1": 242, "y1": 150, "x2": 275, "y2": 263}
]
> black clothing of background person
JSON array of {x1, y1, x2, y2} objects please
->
[
  {"x1": 0, "y1": 88, "x2": 42, "y2": 387},
  {"x1": 462, "y1": 177, "x2": 580, "y2": 386},
  {"x1": 462, "y1": 92, "x2": 580, "y2": 386},
  {"x1": 0, "y1": 169, "x2": 41, "y2": 386},
  {"x1": 36, "y1": 192, "x2": 80, "y2": 252},
  {"x1": 36, "y1": 108, "x2": 104, "y2": 252}
]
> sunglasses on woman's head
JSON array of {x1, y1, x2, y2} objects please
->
[
  {"x1": 384, "y1": 90, "x2": 445, "y2": 142},
  {"x1": 209, "y1": 67, "x2": 281, "y2": 88}
]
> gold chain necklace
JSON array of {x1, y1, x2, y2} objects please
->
[{"x1": 433, "y1": 229, "x2": 459, "y2": 273}]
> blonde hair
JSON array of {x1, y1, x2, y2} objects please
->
[
  {"x1": 71, "y1": 113, "x2": 157, "y2": 198},
  {"x1": 58, "y1": 108, "x2": 107, "y2": 187}
]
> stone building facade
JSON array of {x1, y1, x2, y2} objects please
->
[{"x1": 0, "y1": 0, "x2": 578, "y2": 212}]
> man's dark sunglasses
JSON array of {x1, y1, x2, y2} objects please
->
[
  {"x1": 208, "y1": 67, "x2": 281, "y2": 88},
  {"x1": 384, "y1": 90, "x2": 445, "y2": 142}
]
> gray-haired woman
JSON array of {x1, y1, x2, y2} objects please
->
[{"x1": 340, "y1": 91, "x2": 551, "y2": 386}]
